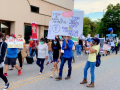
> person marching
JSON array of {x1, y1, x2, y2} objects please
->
[
  {"x1": 55, "y1": 36, "x2": 73, "y2": 80},
  {"x1": 4, "y1": 34, "x2": 21, "y2": 76},
  {"x1": 50, "y1": 38, "x2": 61, "y2": 78},
  {"x1": 80, "y1": 38, "x2": 100, "y2": 87},
  {"x1": 0, "y1": 32, "x2": 9, "y2": 90},
  {"x1": 35, "y1": 38, "x2": 48, "y2": 75}
]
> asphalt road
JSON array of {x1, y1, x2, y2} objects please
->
[{"x1": 0, "y1": 51, "x2": 120, "y2": 90}]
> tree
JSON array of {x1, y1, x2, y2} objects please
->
[
  {"x1": 97, "y1": 3, "x2": 120, "y2": 38},
  {"x1": 83, "y1": 17, "x2": 91, "y2": 37}
]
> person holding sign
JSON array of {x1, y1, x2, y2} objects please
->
[
  {"x1": 0, "y1": 32, "x2": 10, "y2": 90},
  {"x1": 55, "y1": 36, "x2": 73, "y2": 80},
  {"x1": 35, "y1": 38, "x2": 48, "y2": 75},
  {"x1": 4, "y1": 34, "x2": 22, "y2": 77},
  {"x1": 80, "y1": 38, "x2": 100, "y2": 87}
]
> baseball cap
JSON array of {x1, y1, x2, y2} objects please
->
[
  {"x1": 10, "y1": 34, "x2": 16, "y2": 38},
  {"x1": 40, "y1": 38, "x2": 45, "y2": 41}
]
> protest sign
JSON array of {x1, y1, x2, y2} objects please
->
[
  {"x1": 32, "y1": 22, "x2": 37, "y2": 39},
  {"x1": 99, "y1": 38, "x2": 105, "y2": 48},
  {"x1": 7, "y1": 38, "x2": 24, "y2": 48},
  {"x1": 72, "y1": 37, "x2": 78, "y2": 42},
  {"x1": 51, "y1": 11, "x2": 84, "y2": 37},
  {"x1": 47, "y1": 21, "x2": 55, "y2": 40}
]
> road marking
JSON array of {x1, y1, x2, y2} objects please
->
[{"x1": 0, "y1": 53, "x2": 119, "y2": 89}]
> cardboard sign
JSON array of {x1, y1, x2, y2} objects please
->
[
  {"x1": 47, "y1": 21, "x2": 55, "y2": 40},
  {"x1": 32, "y1": 23, "x2": 37, "y2": 39},
  {"x1": 72, "y1": 37, "x2": 78, "y2": 42},
  {"x1": 51, "y1": 11, "x2": 84, "y2": 37},
  {"x1": 7, "y1": 38, "x2": 24, "y2": 48}
]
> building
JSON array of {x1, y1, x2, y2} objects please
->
[{"x1": 0, "y1": 0, "x2": 74, "y2": 43}]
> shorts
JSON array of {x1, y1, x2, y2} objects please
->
[
  {"x1": 53, "y1": 58, "x2": 58, "y2": 62},
  {"x1": 4, "y1": 57, "x2": 17, "y2": 66}
]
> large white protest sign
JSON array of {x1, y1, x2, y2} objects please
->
[
  {"x1": 7, "y1": 38, "x2": 24, "y2": 48},
  {"x1": 47, "y1": 21, "x2": 55, "y2": 40},
  {"x1": 51, "y1": 11, "x2": 84, "y2": 37}
]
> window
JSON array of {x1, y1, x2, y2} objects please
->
[
  {"x1": 31, "y1": 5, "x2": 39, "y2": 13},
  {"x1": 24, "y1": 25, "x2": 32, "y2": 44}
]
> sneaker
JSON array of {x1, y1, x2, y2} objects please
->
[
  {"x1": 65, "y1": 76, "x2": 71, "y2": 80},
  {"x1": 3, "y1": 83, "x2": 9, "y2": 90},
  {"x1": 55, "y1": 77, "x2": 62, "y2": 80},
  {"x1": 4, "y1": 73, "x2": 7, "y2": 77},
  {"x1": 46, "y1": 62, "x2": 49, "y2": 65},
  {"x1": 50, "y1": 75, "x2": 53, "y2": 78},
  {"x1": 18, "y1": 70, "x2": 21, "y2": 76},
  {"x1": 39, "y1": 72, "x2": 42, "y2": 75}
]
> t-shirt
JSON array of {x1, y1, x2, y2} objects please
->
[
  {"x1": 88, "y1": 45, "x2": 100, "y2": 62},
  {"x1": 79, "y1": 39, "x2": 83, "y2": 46},
  {"x1": 29, "y1": 41, "x2": 33, "y2": 47},
  {"x1": 52, "y1": 43, "x2": 61, "y2": 59},
  {"x1": 6, "y1": 48, "x2": 18, "y2": 58},
  {"x1": 37, "y1": 43, "x2": 48, "y2": 59}
]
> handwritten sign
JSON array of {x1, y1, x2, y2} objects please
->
[
  {"x1": 47, "y1": 21, "x2": 55, "y2": 40},
  {"x1": 51, "y1": 11, "x2": 84, "y2": 37},
  {"x1": 7, "y1": 38, "x2": 24, "y2": 48}
]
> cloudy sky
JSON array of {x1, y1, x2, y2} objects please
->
[{"x1": 74, "y1": 0, "x2": 119, "y2": 21}]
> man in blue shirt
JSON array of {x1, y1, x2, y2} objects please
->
[{"x1": 55, "y1": 36, "x2": 73, "y2": 80}]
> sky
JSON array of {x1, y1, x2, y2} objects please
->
[{"x1": 74, "y1": 0, "x2": 119, "y2": 21}]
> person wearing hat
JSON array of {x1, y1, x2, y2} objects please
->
[
  {"x1": 80, "y1": 38, "x2": 100, "y2": 87},
  {"x1": 4, "y1": 34, "x2": 21, "y2": 76},
  {"x1": 35, "y1": 38, "x2": 48, "y2": 75}
]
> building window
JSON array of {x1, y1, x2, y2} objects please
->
[
  {"x1": 24, "y1": 25, "x2": 32, "y2": 44},
  {"x1": 31, "y1": 5, "x2": 39, "y2": 13}
]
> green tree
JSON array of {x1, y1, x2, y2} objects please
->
[
  {"x1": 83, "y1": 17, "x2": 91, "y2": 37},
  {"x1": 97, "y1": 3, "x2": 120, "y2": 38}
]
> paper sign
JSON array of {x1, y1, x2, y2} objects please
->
[
  {"x1": 7, "y1": 38, "x2": 24, "y2": 48},
  {"x1": 32, "y1": 23, "x2": 37, "y2": 39},
  {"x1": 72, "y1": 37, "x2": 78, "y2": 42},
  {"x1": 99, "y1": 38, "x2": 105, "y2": 48},
  {"x1": 51, "y1": 11, "x2": 84, "y2": 37},
  {"x1": 47, "y1": 21, "x2": 55, "y2": 40},
  {"x1": 111, "y1": 42, "x2": 114, "y2": 46}
]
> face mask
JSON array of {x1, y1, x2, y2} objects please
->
[
  {"x1": 9, "y1": 37, "x2": 12, "y2": 39},
  {"x1": 40, "y1": 41, "x2": 43, "y2": 44},
  {"x1": 59, "y1": 36, "x2": 62, "y2": 39},
  {"x1": 30, "y1": 39, "x2": 32, "y2": 41},
  {"x1": 54, "y1": 41, "x2": 57, "y2": 44},
  {"x1": 65, "y1": 38, "x2": 68, "y2": 40}
]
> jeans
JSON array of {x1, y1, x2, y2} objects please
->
[
  {"x1": 0, "y1": 68, "x2": 8, "y2": 84},
  {"x1": 48, "y1": 51, "x2": 53, "y2": 63},
  {"x1": 72, "y1": 50, "x2": 75, "y2": 60},
  {"x1": 84, "y1": 61, "x2": 96, "y2": 82},
  {"x1": 76, "y1": 45, "x2": 81, "y2": 56},
  {"x1": 29, "y1": 47, "x2": 35, "y2": 56},
  {"x1": 59, "y1": 57, "x2": 72, "y2": 77},
  {"x1": 115, "y1": 46, "x2": 118, "y2": 54},
  {"x1": 36, "y1": 58, "x2": 45, "y2": 73},
  {"x1": 31, "y1": 49, "x2": 38, "y2": 59},
  {"x1": 111, "y1": 46, "x2": 114, "y2": 52}
]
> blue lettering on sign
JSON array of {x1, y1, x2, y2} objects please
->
[{"x1": 52, "y1": 24, "x2": 60, "y2": 33}]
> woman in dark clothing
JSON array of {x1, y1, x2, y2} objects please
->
[
  {"x1": 0, "y1": 32, "x2": 9, "y2": 90},
  {"x1": 50, "y1": 38, "x2": 61, "y2": 78}
]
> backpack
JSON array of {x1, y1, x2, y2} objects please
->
[{"x1": 96, "y1": 52, "x2": 101, "y2": 67}]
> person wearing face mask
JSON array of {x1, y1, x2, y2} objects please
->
[
  {"x1": 35, "y1": 38, "x2": 48, "y2": 75},
  {"x1": 29, "y1": 36, "x2": 33, "y2": 55},
  {"x1": 55, "y1": 36, "x2": 73, "y2": 80},
  {"x1": 0, "y1": 32, "x2": 10, "y2": 90},
  {"x1": 4, "y1": 34, "x2": 22, "y2": 77},
  {"x1": 50, "y1": 38, "x2": 61, "y2": 78},
  {"x1": 80, "y1": 38, "x2": 100, "y2": 87}
]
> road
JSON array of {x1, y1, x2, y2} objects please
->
[{"x1": 0, "y1": 52, "x2": 120, "y2": 90}]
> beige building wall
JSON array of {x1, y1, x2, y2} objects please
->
[{"x1": 0, "y1": 0, "x2": 74, "y2": 39}]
